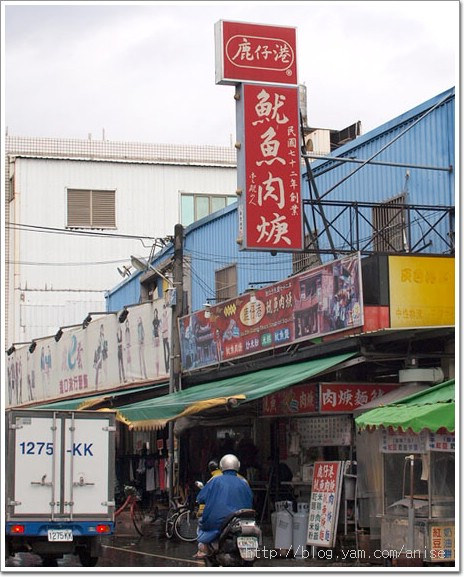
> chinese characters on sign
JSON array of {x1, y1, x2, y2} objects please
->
[
  {"x1": 380, "y1": 430, "x2": 428, "y2": 453},
  {"x1": 215, "y1": 20, "x2": 297, "y2": 86},
  {"x1": 6, "y1": 300, "x2": 172, "y2": 407},
  {"x1": 319, "y1": 383, "x2": 400, "y2": 412},
  {"x1": 427, "y1": 432, "x2": 455, "y2": 452},
  {"x1": 297, "y1": 416, "x2": 352, "y2": 447},
  {"x1": 430, "y1": 525, "x2": 455, "y2": 562},
  {"x1": 307, "y1": 461, "x2": 344, "y2": 548},
  {"x1": 179, "y1": 254, "x2": 363, "y2": 371},
  {"x1": 237, "y1": 83, "x2": 303, "y2": 251},
  {"x1": 261, "y1": 383, "x2": 318, "y2": 416},
  {"x1": 388, "y1": 256, "x2": 455, "y2": 328}
]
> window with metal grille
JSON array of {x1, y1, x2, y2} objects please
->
[
  {"x1": 292, "y1": 232, "x2": 321, "y2": 275},
  {"x1": 180, "y1": 193, "x2": 236, "y2": 227},
  {"x1": 372, "y1": 194, "x2": 408, "y2": 252},
  {"x1": 215, "y1": 264, "x2": 237, "y2": 303},
  {"x1": 67, "y1": 189, "x2": 116, "y2": 228}
]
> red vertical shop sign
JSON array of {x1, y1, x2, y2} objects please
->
[
  {"x1": 307, "y1": 461, "x2": 344, "y2": 548},
  {"x1": 237, "y1": 83, "x2": 303, "y2": 251}
]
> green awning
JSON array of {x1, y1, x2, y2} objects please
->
[
  {"x1": 115, "y1": 352, "x2": 356, "y2": 430},
  {"x1": 355, "y1": 379, "x2": 455, "y2": 433},
  {"x1": 34, "y1": 382, "x2": 168, "y2": 411}
]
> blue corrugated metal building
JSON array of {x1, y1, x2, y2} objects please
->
[{"x1": 106, "y1": 87, "x2": 454, "y2": 313}]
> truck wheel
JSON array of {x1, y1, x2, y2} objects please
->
[{"x1": 78, "y1": 551, "x2": 99, "y2": 567}]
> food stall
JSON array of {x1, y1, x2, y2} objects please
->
[{"x1": 355, "y1": 379, "x2": 455, "y2": 565}]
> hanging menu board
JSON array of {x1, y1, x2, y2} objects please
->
[
  {"x1": 306, "y1": 461, "x2": 344, "y2": 548},
  {"x1": 297, "y1": 415, "x2": 352, "y2": 447}
]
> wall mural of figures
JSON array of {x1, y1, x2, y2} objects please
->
[{"x1": 5, "y1": 299, "x2": 172, "y2": 408}]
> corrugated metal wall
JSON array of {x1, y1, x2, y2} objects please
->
[
  {"x1": 106, "y1": 88, "x2": 455, "y2": 315},
  {"x1": 307, "y1": 88, "x2": 454, "y2": 255},
  {"x1": 183, "y1": 206, "x2": 294, "y2": 313}
]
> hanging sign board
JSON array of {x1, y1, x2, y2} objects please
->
[
  {"x1": 319, "y1": 382, "x2": 400, "y2": 413},
  {"x1": 388, "y1": 255, "x2": 454, "y2": 328},
  {"x1": 261, "y1": 383, "x2": 318, "y2": 416},
  {"x1": 307, "y1": 461, "x2": 344, "y2": 548},
  {"x1": 296, "y1": 415, "x2": 352, "y2": 447},
  {"x1": 381, "y1": 430, "x2": 456, "y2": 453},
  {"x1": 179, "y1": 253, "x2": 363, "y2": 371},
  {"x1": 236, "y1": 83, "x2": 303, "y2": 251},
  {"x1": 430, "y1": 524, "x2": 455, "y2": 562},
  {"x1": 215, "y1": 20, "x2": 297, "y2": 86}
]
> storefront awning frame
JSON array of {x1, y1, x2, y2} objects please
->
[
  {"x1": 31, "y1": 382, "x2": 168, "y2": 412},
  {"x1": 114, "y1": 352, "x2": 357, "y2": 431},
  {"x1": 354, "y1": 379, "x2": 455, "y2": 433}
]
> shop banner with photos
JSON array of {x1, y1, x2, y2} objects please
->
[
  {"x1": 6, "y1": 300, "x2": 172, "y2": 407},
  {"x1": 179, "y1": 253, "x2": 363, "y2": 371}
]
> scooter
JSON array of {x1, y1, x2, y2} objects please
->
[{"x1": 203, "y1": 508, "x2": 262, "y2": 567}]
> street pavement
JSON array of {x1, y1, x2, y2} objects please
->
[{"x1": 4, "y1": 510, "x2": 373, "y2": 570}]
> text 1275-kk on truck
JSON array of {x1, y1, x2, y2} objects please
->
[{"x1": 5, "y1": 408, "x2": 116, "y2": 567}]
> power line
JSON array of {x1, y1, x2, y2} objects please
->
[
  {"x1": 6, "y1": 258, "x2": 130, "y2": 266},
  {"x1": 6, "y1": 222, "x2": 159, "y2": 243}
]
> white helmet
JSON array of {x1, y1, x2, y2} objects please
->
[{"x1": 220, "y1": 454, "x2": 240, "y2": 472}]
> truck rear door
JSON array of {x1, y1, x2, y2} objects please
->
[{"x1": 7, "y1": 409, "x2": 115, "y2": 522}]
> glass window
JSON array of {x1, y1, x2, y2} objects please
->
[
  {"x1": 181, "y1": 195, "x2": 195, "y2": 227},
  {"x1": 211, "y1": 196, "x2": 227, "y2": 213},
  {"x1": 180, "y1": 193, "x2": 236, "y2": 226},
  {"x1": 195, "y1": 196, "x2": 210, "y2": 221}
]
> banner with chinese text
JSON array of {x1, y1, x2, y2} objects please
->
[
  {"x1": 179, "y1": 253, "x2": 363, "y2": 371},
  {"x1": 319, "y1": 383, "x2": 400, "y2": 412},
  {"x1": 388, "y1": 256, "x2": 454, "y2": 328},
  {"x1": 236, "y1": 83, "x2": 303, "y2": 251},
  {"x1": 261, "y1": 383, "x2": 318, "y2": 416},
  {"x1": 307, "y1": 461, "x2": 344, "y2": 547},
  {"x1": 6, "y1": 300, "x2": 171, "y2": 407}
]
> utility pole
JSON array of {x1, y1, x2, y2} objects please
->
[{"x1": 168, "y1": 223, "x2": 183, "y2": 501}]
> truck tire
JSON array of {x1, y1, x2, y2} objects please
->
[{"x1": 78, "y1": 551, "x2": 99, "y2": 567}]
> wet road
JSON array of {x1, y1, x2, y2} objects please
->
[
  {"x1": 5, "y1": 537, "x2": 204, "y2": 568},
  {"x1": 4, "y1": 534, "x2": 371, "y2": 569},
  {"x1": 4, "y1": 512, "x2": 371, "y2": 569}
]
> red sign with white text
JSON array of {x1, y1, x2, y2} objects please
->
[
  {"x1": 261, "y1": 383, "x2": 318, "y2": 416},
  {"x1": 319, "y1": 383, "x2": 400, "y2": 412},
  {"x1": 237, "y1": 83, "x2": 303, "y2": 251},
  {"x1": 215, "y1": 20, "x2": 297, "y2": 85}
]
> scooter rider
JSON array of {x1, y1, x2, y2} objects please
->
[
  {"x1": 195, "y1": 454, "x2": 253, "y2": 558},
  {"x1": 207, "y1": 460, "x2": 222, "y2": 479}
]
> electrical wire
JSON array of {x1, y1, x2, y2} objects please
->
[
  {"x1": 5, "y1": 258, "x2": 131, "y2": 266},
  {"x1": 6, "y1": 222, "x2": 159, "y2": 244}
]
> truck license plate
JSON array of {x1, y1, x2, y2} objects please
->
[{"x1": 48, "y1": 529, "x2": 73, "y2": 542}]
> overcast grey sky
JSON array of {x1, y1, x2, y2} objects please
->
[{"x1": 2, "y1": 1, "x2": 458, "y2": 146}]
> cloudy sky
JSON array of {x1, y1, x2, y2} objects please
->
[{"x1": 3, "y1": 1, "x2": 458, "y2": 147}]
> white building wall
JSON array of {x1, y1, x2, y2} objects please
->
[{"x1": 7, "y1": 152, "x2": 236, "y2": 344}]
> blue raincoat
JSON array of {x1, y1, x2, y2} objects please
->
[{"x1": 196, "y1": 469, "x2": 253, "y2": 543}]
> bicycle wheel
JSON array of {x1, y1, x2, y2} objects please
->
[
  {"x1": 165, "y1": 506, "x2": 179, "y2": 539},
  {"x1": 131, "y1": 499, "x2": 158, "y2": 536},
  {"x1": 174, "y1": 509, "x2": 199, "y2": 542},
  {"x1": 131, "y1": 500, "x2": 145, "y2": 536}
]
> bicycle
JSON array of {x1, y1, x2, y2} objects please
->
[
  {"x1": 115, "y1": 484, "x2": 159, "y2": 536},
  {"x1": 165, "y1": 495, "x2": 199, "y2": 542},
  {"x1": 174, "y1": 504, "x2": 200, "y2": 542}
]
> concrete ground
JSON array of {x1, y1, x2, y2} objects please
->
[{"x1": 113, "y1": 508, "x2": 374, "y2": 569}]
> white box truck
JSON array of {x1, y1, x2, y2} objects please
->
[{"x1": 5, "y1": 408, "x2": 116, "y2": 566}]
